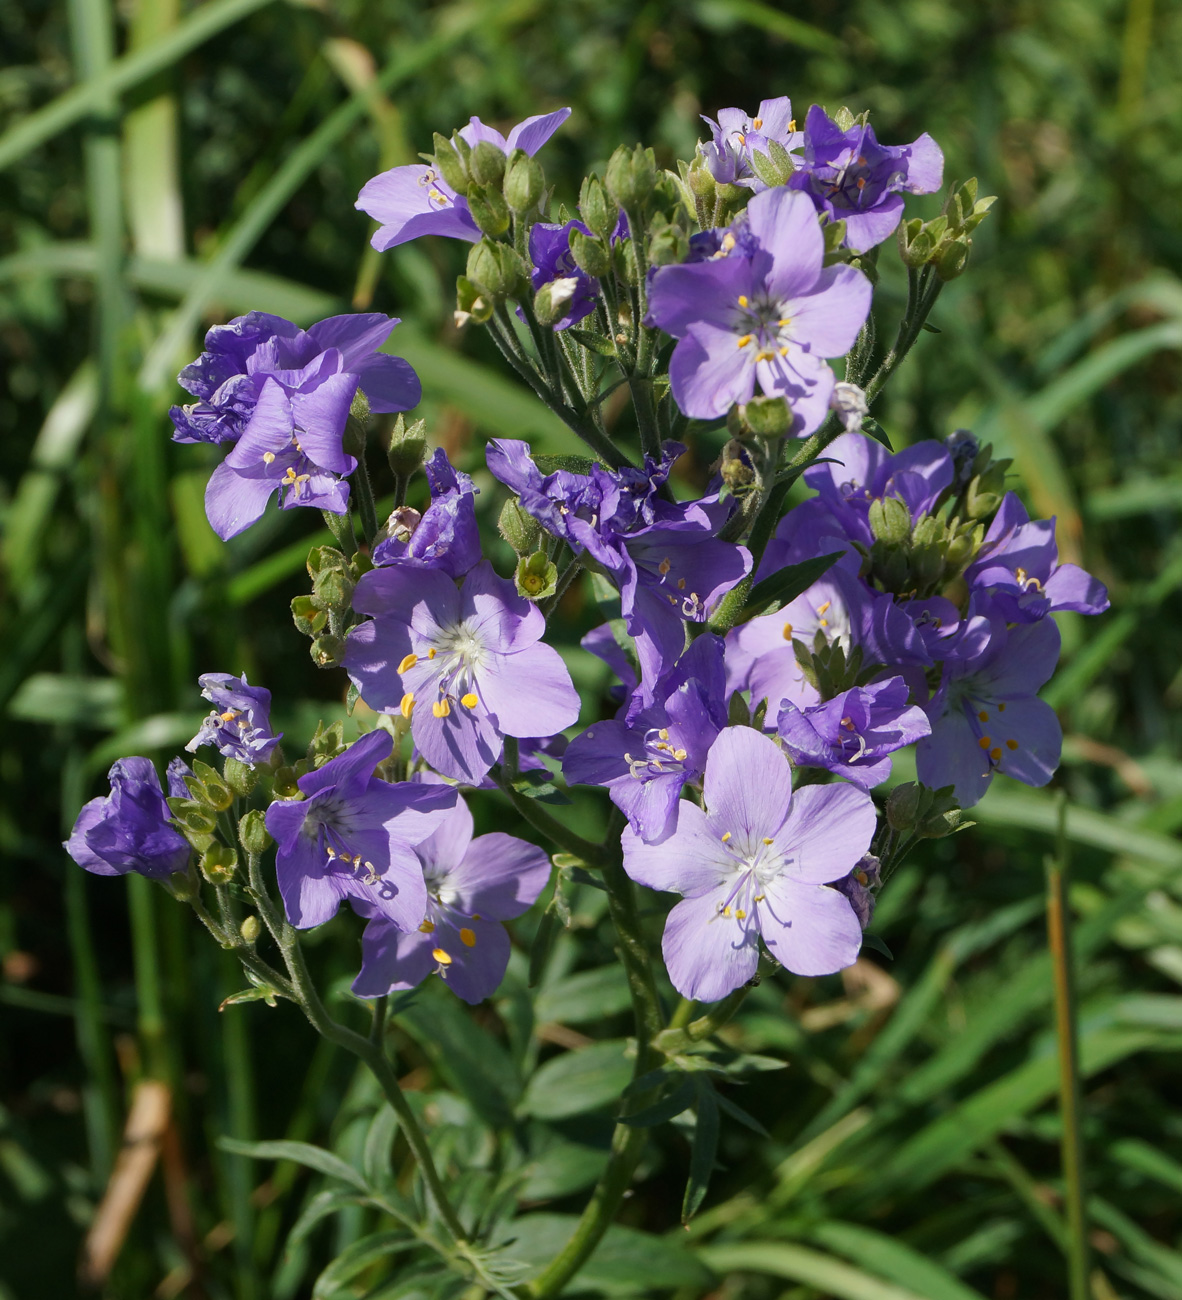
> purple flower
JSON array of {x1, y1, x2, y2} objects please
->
[
  {"x1": 916, "y1": 616, "x2": 1063, "y2": 808},
  {"x1": 623, "y1": 727, "x2": 874, "y2": 1000},
  {"x1": 725, "y1": 560, "x2": 929, "y2": 709},
  {"x1": 65, "y1": 758, "x2": 190, "y2": 880},
  {"x1": 186, "y1": 672, "x2": 282, "y2": 767},
  {"x1": 351, "y1": 799, "x2": 550, "y2": 1004},
  {"x1": 787, "y1": 105, "x2": 944, "y2": 254},
  {"x1": 343, "y1": 561, "x2": 581, "y2": 785},
  {"x1": 834, "y1": 853, "x2": 881, "y2": 930},
  {"x1": 170, "y1": 312, "x2": 420, "y2": 446},
  {"x1": 699, "y1": 96, "x2": 801, "y2": 191},
  {"x1": 529, "y1": 220, "x2": 599, "y2": 330},
  {"x1": 647, "y1": 188, "x2": 871, "y2": 432},
  {"x1": 965, "y1": 493, "x2": 1109, "y2": 623},
  {"x1": 371, "y1": 448, "x2": 481, "y2": 578},
  {"x1": 357, "y1": 109, "x2": 571, "y2": 252},
  {"x1": 265, "y1": 730, "x2": 457, "y2": 930},
  {"x1": 775, "y1": 676, "x2": 931, "y2": 791},
  {"x1": 564, "y1": 635, "x2": 727, "y2": 843}
]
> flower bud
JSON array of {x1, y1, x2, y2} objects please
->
[
  {"x1": 466, "y1": 184, "x2": 511, "y2": 239},
  {"x1": 386, "y1": 414, "x2": 428, "y2": 478},
  {"x1": 468, "y1": 140, "x2": 506, "y2": 188},
  {"x1": 223, "y1": 757, "x2": 257, "y2": 798},
  {"x1": 291, "y1": 595, "x2": 327, "y2": 637},
  {"x1": 310, "y1": 634, "x2": 345, "y2": 668},
  {"x1": 200, "y1": 843, "x2": 238, "y2": 885},
  {"x1": 168, "y1": 797, "x2": 217, "y2": 837},
  {"x1": 647, "y1": 221, "x2": 688, "y2": 267},
  {"x1": 454, "y1": 275, "x2": 494, "y2": 328},
  {"x1": 306, "y1": 545, "x2": 347, "y2": 580},
  {"x1": 742, "y1": 395, "x2": 791, "y2": 437},
  {"x1": 503, "y1": 149, "x2": 544, "y2": 214},
  {"x1": 271, "y1": 767, "x2": 301, "y2": 800},
  {"x1": 579, "y1": 175, "x2": 615, "y2": 241},
  {"x1": 466, "y1": 239, "x2": 525, "y2": 301},
  {"x1": 238, "y1": 807, "x2": 270, "y2": 852},
  {"x1": 605, "y1": 144, "x2": 657, "y2": 212},
  {"x1": 312, "y1": 566, "x2": 353, "y2": 613},
  {"x1": 239, "y1": 915, "x2": 261, "y2": 945},
  {"x1": 515, "y1": 550, "x2": 558, "y2": 600},
  {"x1": 191, "y1": 760, "x2": 234, "y2": 812},
  {"x1": 899, "y1": 224, "x2": 935, "y2": 269},
  {"x1": 885, "y1": 782, "x2": 923, "y2": 832},
  {"x1": 569, "y1": 228, "x2": 611, "y2": 278},
  {"x1": 432, "y1": 132, "x2": 469, "y2": 194},
  {"x1": 499, "y1": 497, "x2": 542, "y2": 555},
  {"x1": 934, "y1": 238, "x2": 970, "y2": 281},
  {"x1": 534, "y1": 277, "x2": 581, "y2": 327},
  {"x1": 612, "y1": 237, "x2": 639, "y2": 285},
  {"x1": 868, "y1": 496, "x2": 912, "y2": 545}
]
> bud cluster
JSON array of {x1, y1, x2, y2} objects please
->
[{"x1": 898, "y1": 178, "x2": 996, "y2": 280}]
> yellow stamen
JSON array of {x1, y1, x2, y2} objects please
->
[
  {"x1": 419, "y1": 920, "x2": 435, "y2": 933},
  {"x1": 673, "y1": 748, "x2": 687, "y2": 761},
  {"x1": 459, "y1": 928, "x2": 476, "y2": 948},
  {"x1": 659, "y1": 729, "x2": 669, "y2": 741},
  {"x1": 990, "y1": 747, "x2": 1002, "y2": 761},
  {"x1": 427, "y1": 647, "x2": 437, "y2": 659},
  {"x1": 787, "y1": 118, "x2": 796, "y2": 132},
  {"x1": 460, "y1": 692, "x2": 478, "y2": 709},
  {"x1": 219, "y1": 709, "x2": 239, "y2": 722},
  {"x1": 752, "y1": 116, "x2": 763, "y2": 130},
  {"x1": 782, "y1": 622, "x2": 794, "y2": 640},
  {"x1": 432, "y1": 948, "x2": 452, "y2": 965},
  {"x1": 778, "y1": 317, "x2": 792, "y2": 327},
  {"x1": 778, "y1": 346, "x2": 789, "y2": 356},
  {"x1": 432, "y1": 699, "x2": 451, "y2": 718},
  {"x1": 978, "y1": 735, "x2": 992, "y2": 750},
  {"x1": 762, "y1": 836, "x2": 774, "y2": 845},
  {"x1": 754, "y1": 349, "x2": 776, "y2": 362},
  {"x1": 998, "y1": 702, "x2": 1007, "y2": 712},
  {"x1": 978, "y1": 710, "x2": 989, "y2": 722},
  {"x1": 736, "y1": 333, "x2": 754, "y2": 348},
  {"x1": 721, "y1": 831, "x2": 732, "y2": 843},
  {"x1": 400, "y1": 692, "x2": 415, "y2": 718},
  {"x1": 677, "y1": 577, "x2": 686, "y2": 590},
  {"x1": 816, "y1": 601, "x2": 831, "y2": 616},
  {"x1": 658, "y1": 557, "x2": 672, "y2": 575},
  {"x1": 735, "y1": 908, "x2": 747, "y2": 919},
  {"x1": 722, "y1": 906, "x2": 732, "y2": 917},
  {"x1": 737, "y1": 294, "x2": 749, "y2": 308},
  {"x1": 397, "y1": 652, "x2": 419, "y2": 674},
  {"x1": 262, "y1": 451, "x2": 275, "y2": 464},
  {"x1": 1006, "y1": 738, "x2": 1019, "y2": 750}
]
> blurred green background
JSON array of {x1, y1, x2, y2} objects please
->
[{"x1": 2, "y1": 0, "x2": 1182, "y2": 1297}]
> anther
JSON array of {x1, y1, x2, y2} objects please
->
[
  {"x1": 432, "y1": 948, "x2": 453, "y2": 966},
  {"x1": 427, "y1": 648, "x2": 437, "y2": 659},
  {"x1": 721, "y1": 832, "x2": 732, "y2": 843},
  {"x1": 978, "y1": 710, "x2": 989, "y2": 722},
  {"x1": 658, "y1": 557, "x2": 672, "y2": 575},
  {"x1": 782, "y1": 622, "x2": 794, "y2": 640},
  {"x1": 752, "y1": 116, "x2": 763, "y2": 130},
  {"x1": 397, "y1": 653, "x2": 418, "y2": 674},
  {"x1": 658, "y1": 729, "x2": 669, "y2": 741},
  {"x1": 433, "y1": 699, "x2": 451, "y2": 718},
  {"x1": 262, "y1": 451, "x2": 275, "y2": 464},
  {"x1": 459, "y1": 928, "x2": 476, "y2": 948},
  {"x1": 419, "y1": 920, "x2": 435, "y2": 934},
  {"x1": 990, "y1": 747, "x2": 1002, "y2": 761},
  {"x1": 1006, "y1": 738, "x2": 1019, "y2": 750},
  {"x1": 978, "y1": 735, "x2": 992, "y2": 750},
  {"x1": 762, "y1": 836, "x2": 774, "y2": 845},
  {"x1": 400, "y1": 692, "x2": 415, "y2": 719},
  {"x1": 737, "y1": 294, "x2": 749, "y2": 308},
  {"x1": 735, "y1": 908, "x2": 747, "y2": 920},
  {"x1": 736, "y1": 333, "x2": 754, "y2": 348},
  {"x1": 460, "y1": 693, "x2": 478, "y2": 709}
]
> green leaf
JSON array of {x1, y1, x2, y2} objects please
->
[
  {"x1": 534, "y1": 966, "x2": 631, "y2": 1025},
  {"x1": 217, "y1": 1137, "x2": 369, "y2": 1193},
  {"x1": 621, "y1": 1076, "x2": 696, "y2": 1128},
  {"x1": 531, "y1": 453, "x2": 598, "y2": 475},
  {"x1": 362, "y1": 1104, "x2": 400, "y2": 1189},
  {"x1": 504, "y1": 1213, "x2": 713, "y2": 1293},
  {"x1": 8, "y1": 673, "x2": 121, "y2": 729},
  {"x1": 519, "y1": 1041, "x2": 632, "y2": 1120},
  {"x1": 1110, "y1": 1137, "x2": 1182, "y2": 1195},
  {"x1": 284, "y1": 1188, "x2": 366, "y2": 1254},
  {"x1": 807, "y1": 1221, "x2": 989, "y2": 1300},
  {"x1": 682, "y1": 1086, "x2": 720, "y2": 1224},
  {"x1": 310, "y1": 1229, "x2": 414, "y2": 1298},
  {"x1": 519, "y1": 1142, "x2": 610, "y2": 1201},
  {"x1": 527, "y1": 907, "x2": 560, "y2": 989},
  {"x1": 741, "y1": 551, "x2": 845, "y2": 620},
  {"x1": 713, "y1": 1089, "x2": 770, "y2": 1138},
  {"x1": 697, "y1": 1242, "x2": 933, "y2": 1300}
]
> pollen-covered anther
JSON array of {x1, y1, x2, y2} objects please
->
[
  {"x1": 220, "y1": 709, "x2": 240, "y2": 722},
  {"x1": 432, "y1": 699, "x2": 451, "y2": 719},
  {"x1": 978, "y1": 710, "x2": 989, "y2": 722},
  {"x1": 978, "y1": 735, "x2": 992, "y2": 750},
  {"x1": 1006, "y1": 738, "x2": 1019, "y2": 750},
  {"x1": 658, "y1": 557, "x2": 672, "y2": 575},
  {"x1": 735, "y1": 908, "x2": 747, "y2": 920},
  {"x1": 841, "y1": 716, "x2": 856, "y2": 731},
  {"x1": 673, "y1": 748, "x2": 687, "y2": 762},
  {"x1": 990, "y1": 747, "x2": 1002, "y2": 761},
  {"x1": 782, "y1": 622, "x2": 794, "y2": 640},
  {"x1": 262, "y1": 451, "x2": 275, "y2": 464},
  {"x1": 399, "y1": 692, "x2": 415, "y2": 719},
  {"x1": 737, "y1": 294, "x2": 749, "y2": 308},
  {"x1": 762, "y1": 836, "x2": 774, "y2": 845},
  {"x1": 427, "y1": 647, "x2": 437, "y2": 660},
  {"x1": 432, "y1": 948, "x2": 453, "y2": 966},
  {"x1": 397, "y1": 653, "x2": 418, "y2": 673},
  {"x1": 460, "y1": 693, "x2": 478, "y2": 709},
  {"x1": 677, "y1": 577, "x2": 686, "y2": 590},
  {"x1": 752, "y1": 116, "x2": 763, "y2": 130},
  {"x1": 418, "y1": 919, "x2": 435, "y2": 934},
  {"x1": 737, "y1": 333, "x2": 754, "y2": 348},
  {"x1": 721, "y1": 831, "x2": 732, "y2": 843},
  {"x1": 755, "y1": 349, "x2": 776, "y2": 363},
  {"x1": 459, "y1": 928, "x2": 476, "y2": 948},
  {"x1": 658, "y1": 728, "x2": 669, "y2": 741}
]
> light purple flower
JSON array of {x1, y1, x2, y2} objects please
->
[
  {"x1": 965, "y1": 493, "x2": 1109, "y2": 623},
  {"x1": 356, "y1": 109, "x2": 571, "y2": 252},
  {"x1": 65, "y1": 758, "x2": 190, "y2": 880},
  {"x1": 564, "y1": 635, "x2": 727, "y2": 843},
  {"x1": 623, "y1": 727, "x2": 874, "y2": 1000},
  {"x1": 265, "y1": 730, "x2": 457, "y2": 930},
  {"x1": 775, "y1": 676, "x2": 930, "y2": 790},
  {"x1": 787, "y1": 105, "x2": 944, "y2": 254},
  {"x1": 343, "y1": 561, "x2": 581, "y2": 785},
  {"x1": 186, "y1": 672, "x2": 282, "y2": 767},
  {"x1": 371, "y1": 448, "x2": 481, "y2": 578},
  {"x1": 647, "y1": 188, "x2": 871, "y2": 432},
  {"x1": 351, "y1": 798, "x2": 550, "y2": 1004},
  {"x1": 699, "y1": 96, "x2": 801, "y2": 191},
  {"x1": 170, "y1": 311, "x2": 419, "y2": 446},
  {"x1": 916, "y1": 616, "x2": 1063, "y2": 808}
]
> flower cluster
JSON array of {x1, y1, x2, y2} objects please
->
[{"x1": 68, "y1": 95, "x2": 1106, "y2": 1018}]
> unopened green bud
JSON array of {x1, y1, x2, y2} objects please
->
[
  {"x1": 468, "y1": 141, "x2": 506, "y2": 188},
  {"x1": 569, "y1": 228, "x2": 611, "y2": 277},
  {"x1": 431, "y1": 133, "x2": 469, "y2": 194},
  {"x1": 912, "y1": 544, "x2": 945, "y2": 591},
  {"x1": 605, "y1": 144, "x2": 657, "y2": 212},
  {"x1": 515, "y1": 551, "x2": 558, "y2": 601},
  {"x1": 200, "y1": 843, "x2": 238, "y2": 884},
  {"x1": 291, "y1": 595, "x2": 327, "y2": 637},
  {"x1": 238, "y1": 809, "x2": 272, "y2": 854},
  {"x1": 306, "y1": 545, "x2": 347, "y2": 580},
  {"x1": 648, "y1": 222, "x2": 688, "y2": 266},
  {"x1": 312, "y1": 566, "x2": 352, "y2": 612},
  {"x1": 466, "y1": 184, "x2": 510, "y2": 239},
  {"x1": 833, "y1": 106, "x2": 857, "y2": 131},
  {"x1": 899, "y1": 225, "x2": 935, "y2": 269},
  {"x1": 386, "y1": 414, "x2": 428, "y2": 478},
  {"x1": 613, "y1": 237, "x2": 639, "y2": 285},
  {"x1": 579, "y1": 175, "x2": 615, "y2": 241},
  {"x1": 466, "y1": 239, "x2": 524, "y2": 300},
  {"x1": 310, "y1": 633, "x2": 345, "y2": 669},
  {"x1": 885, "y1": 782, "x2": 923, "y2": 832},
  {"x1": 191, "y1": 760, "x2": 234, "y2": 812},
  {"x1": 869, "y1": 496, "x2": 912, "y2": 545},
  {"x1": 271, "y1": 767, "x2": 301, "y2": 800},
  {"x1": 504, "y1": 149, "x2": 545, "y2": 213},
  {"x1": 454, "y1": 275, "x2": 494, "y2": 328},
  {"x1": 223, "y1": 757, "x2": 257, "y2": 798},
  {"x1": 934, "y1": 238, "x2": 970, "y2": 281},
  {"x1": 240, "y1": 915, "x2": 261, "y2": 945},
  {"x1": 878, "y1": 545, "x2": 911, "y2": 592},
  {"x1": 534, "y1": 277, "x2": 581, "y2": 327},
  {"x1": 742, "y1": 395, "x2": 791, "y2": 437},
  {"x1": 498, "y1": 497, "x2": 542, "y2": 556},
  {"x1": 168, "y1": 797, "x2": 217, "y2": 836}
]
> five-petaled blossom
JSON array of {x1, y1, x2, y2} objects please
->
[
  {"x1": 699, "y1": 96, "x2": 801, "y2": 191},
  {"x1": 622, "y1": 727, "x2": 876, "y2": 1001},
  {"x1": 265, "y1": 730, "x2": 457, "y2": 930},
  {"x1": 352, "y1": 798, "x2": 551, "y2": 1004},
  {"x1": 788, "y1": 105, "x2": 944, "y2": 253},
  {"x1": 343, "y1": 561, "x2": 581, "y2": 785},
  {"x1": 66, "y1": 757, "x2": 191, "y2": 880},
  {"x1": 357, "y1": 109, "x2": 571, "y2": 251},
  {"x1": 186, "y1": 672, "x2": 282, "y2": 767},
  {"x1": 647, "y1": 188, "x2": 872, "y2": 433}
]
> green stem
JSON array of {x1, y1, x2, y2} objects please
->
[
  {"x1": 1046, "y1": 793, "x2": 1090, "y2": 1300},
  {"x1": 528, "y1": 853, "x2": 665, "y2": 1298},
  {"x1": 492, "y1": 768, "x2": 610, "y2": 867},
  {"x1": 863, "y1": 266, "x2": 943, "y2": 407},
  {"x1": 352, "y1": 452, "x2": 380, "y2": 549},
  {"x1": 322, "y1": 508, "x2": 358, "y2": 560},
  {"x1": 653, "y1": 983, "x2": 752, "y2": 1054}
]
